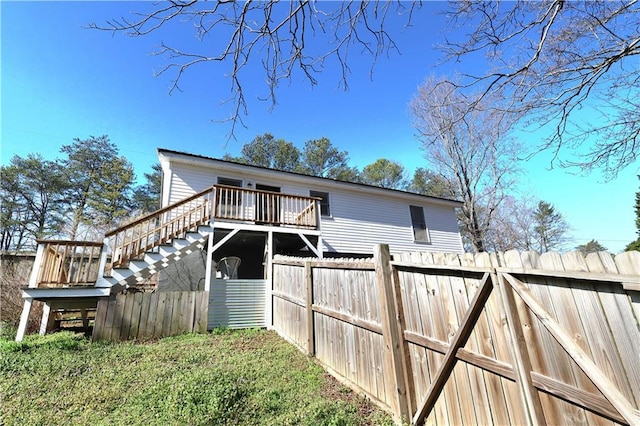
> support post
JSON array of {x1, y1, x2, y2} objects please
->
[
  {"x1": 265, "y1": 231, "x2": 274, "y2": 329},
  {"x1": 16, "y1": 298, "x2": 33, "y2": 342},
  {"x1": 305, "y1": 261, "x2": 315, "y2": 356},
  {"x1": 28, "y1": 243, "x2": 46, "y2": 288},
  {"x1": 95, "y1": 238, "x2": 111, "y2": 288},
  {"x1": 374, "y1": 244, "x2": 411, "y2": 424},
  {"x1": 315, "y1": 200, "x2": 323, "y2": 259},
  {"x1": 204, "y1": 228, "x2": 214, "y2": 292},
  {"x1": 39, "y1": 303, "x2": 52, "y2": 336}
]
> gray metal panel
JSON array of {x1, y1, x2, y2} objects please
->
[{"x1": 208, "y1": 279, "x2": 266, "y2": 329}]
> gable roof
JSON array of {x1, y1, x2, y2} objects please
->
[{"x1": 158, "y1": 148, "x2": 463, "y2": 208}]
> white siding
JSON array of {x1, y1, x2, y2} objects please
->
[
  {"x1": 318, "y1": 188, "x2": 463, "y2": 254},
  {"x1": 166, "y1": 163, "x2": 216, "y2": 205},
  {"x1": 161, "y1": 154, "x2": 463, "y2": 254}
]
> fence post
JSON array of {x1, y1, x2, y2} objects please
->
[
  {"x1": 305, "y1": 261, "x2": 315, "y2": 356},
  {"x1": 374, "y1": 244, "x2": 412, "y2": 423}
]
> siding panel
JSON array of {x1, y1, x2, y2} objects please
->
[
  {"x1": 208, "y1": 279, "x2": 266, "y2": 329},
  {"x1": 162, "y1": 156, "x2": 463, "y2": 254}
]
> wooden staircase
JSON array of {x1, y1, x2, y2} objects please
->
[
  {"x1": 16, "y1": 184, "x2": 320, "y2": 341},
  {"x1": 103, "y1": 225, "x2": 213, "y2": 287},
  {"x1": 16, "y1": 187, "x2": 217, "y2": 341}
]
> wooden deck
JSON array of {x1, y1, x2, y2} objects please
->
[{"x1": 30, "y1": 185, "x2": 320, "y2": 289}]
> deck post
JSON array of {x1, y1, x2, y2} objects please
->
[
  {"x1": 15, "y1": 298, "x2": 33, "y2": 342},
  {"x1": 39, "y1": 303, "x2": 52, "y2": 336},
  {"x1": 204, "y1": 227, "x2": 214, "y2": 292},
  {"x1": 315, "y1": 200, "x2": 324, "y2": 259},
  {"x1": 265, "y1": 230, "x2": 274, "y2": 329},
  {"x1": 95, "y1": 238, "x2": 111, "y2": 288},
  {"x1": 28, "y1": 243, "x2": 46, "y2": 288}
]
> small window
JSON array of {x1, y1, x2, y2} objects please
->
[
  {"x1": 217, "y1": 177, "x2": 242, "y2": 187},
  {"x1": 310, "y1": 191, "x2": 331, "y2": 217},
  {"x1": 216, "y1": 177, "x2": 243, "y2": 218},
  {"x1": 410, "y1": 205, "x2": 430, "y2": 243}
]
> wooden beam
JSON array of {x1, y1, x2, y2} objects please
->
[
  {"x1": 265, "y1": 231, "x2": 274, "y2": 329},
  {"x1": 391, "y1": 260, "x2": 491, "y2": 275},
  {"x1": 391, "y1": 263, "x2": 416, "y2": 414},
  {"x1": 502, "y1": 272, "x2": 640, "y2": 425},
  {"x1": 297, "y1": 232, "x2": 320, "y2": 258},
  {"x1": 531, "y1": 372, "x2": 626, "y2": 424},
  {"x1": 404, "y1": 329, "x2": 516, "y2": 381},
  {"x1": 273, "y1": 258, "x2": 375, "y2": 270},
  {"x1": 305, "y1": 261, "x2": 315, "y2": 356},
  {"x1": 203, "y1": 228, "x2": 214, "y2": 292},
  {"x1": 375, "y1": 244, "x2": 411, "y2": 424},
  {"x1": 272, "y1": 290, "x2": 305, "y2": 308},
  {"x1": 211, "y1": 228, "x2": 240, "y2": 254},
  {"x1": 496, "y1": 267, "x2": 640, "y2": 288},
  {"x1": 312, "y1": 304, "x2": 383, "y2": 335},
  {"x1": 413, "y1": 272, "x2": 493, "y2": 425}
]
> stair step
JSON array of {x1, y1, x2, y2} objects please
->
[{"x1": 102, "y1": 228, "x2": 213, "y2": 287}]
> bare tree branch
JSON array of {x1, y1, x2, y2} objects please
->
[
  {"x1": 89, "y1": 1, "x2": 419, "y2": 140},
  {"x1": 440, "y1": 0, "x2": 640, "y2": 178}
]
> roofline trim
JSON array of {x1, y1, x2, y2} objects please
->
[{"x1": 157, "y1": 148, "x2": 463, "y2": 207}]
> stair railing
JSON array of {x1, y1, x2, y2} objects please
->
[{"x1": 105, "y1": 185, "x2": 216, "y2": 269}]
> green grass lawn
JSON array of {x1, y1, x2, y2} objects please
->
[{"x1": 0, "y1": 328, "x2": 393, "y2": 426}]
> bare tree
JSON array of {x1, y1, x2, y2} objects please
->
[
  {"x1": 441, "y1": 1, "x2": 640, "y2": 178},
  {"x1": 411, "y1": 77, "x2": 522, "y2": 252},
  {"x1": 484, "y1": 195, "x2": 538, "y2": 252},
  {"x1": 91, "y1": 1, "x2": 418, "y2": 137}
]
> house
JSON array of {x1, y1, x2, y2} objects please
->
[
  {"x1": 159, "y1": 148, "x2": 463, "y2": 261},
  {"x1": 16, "y1": 148, "x2": 463, "y2": 340}
]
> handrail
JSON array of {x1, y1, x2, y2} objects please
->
[
  {"x1": 106, "y1": 186, "x2": 216, "y2": 269},
  {"x1": 37, "y1": 239, "x2": 103, "y2": 246},
  {"x1": 105, "y1": 185, "x2": 216, "y2": 238},
  {"x1": 103, "y1": 184, "x2": 320, "y2": 269}
]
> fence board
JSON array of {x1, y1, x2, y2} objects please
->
[
  {"x1": 92, "y1": 291, "x2": 208, "y2": 342},
  {"x1": 272, "y1": 249, "x2": 640, "y2": 425}
]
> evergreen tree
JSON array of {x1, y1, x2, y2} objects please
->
[
  {"x1": 232, "y1": 133, "x2": 301, "y2": 172},
  {"x1": 0, "y1": 154, "x2": 68, "y2": 250},
  {"x1": 133, "y1": 163, "x2": 162, "y2": 214},
  {"x1": 60, "y1": 135, "x2": 135, "y2": 239},
  {"x1": 576, "y1": 240, "x2": 608, "y2": 255},
  {"x1": 360, "y1": 159, "x2": 406, "y2": 189},
  {"x1": 299, "y1": 138, "x2": 350, "y2": 179},
  {"x1": 407, "y1": 168, "x2": 455, "y2": 198},
  {"x1": 533, "y1": 201, "x2": 570, "y2": 253},
  {"x1": 625, "y1": 176, "x2": 640, "y2": 251}
]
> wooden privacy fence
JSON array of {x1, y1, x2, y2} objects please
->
[
  {"x1": 92, "y1": 291, "x2": 208, "y2": 342},
  {"x1": 272, "y1": 246, "x2": 640, "y2": 425}
]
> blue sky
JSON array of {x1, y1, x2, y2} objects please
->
[{"x1": 2, "y1": 1, "x2": 637, "y2": 252}]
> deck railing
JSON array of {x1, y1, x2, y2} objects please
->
[
  {"x1": 33, "y1": 186, "x2": 319, "y2": 281},
  {"x1": 35, "y1": 240, "x2": 103, "y2": 287},
  {"x1": 106, "y1": 186, "x2": 215, "y2": 269},
  {"x1": 214, "y1": 184, "x2": 320, "y2": 228}
]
